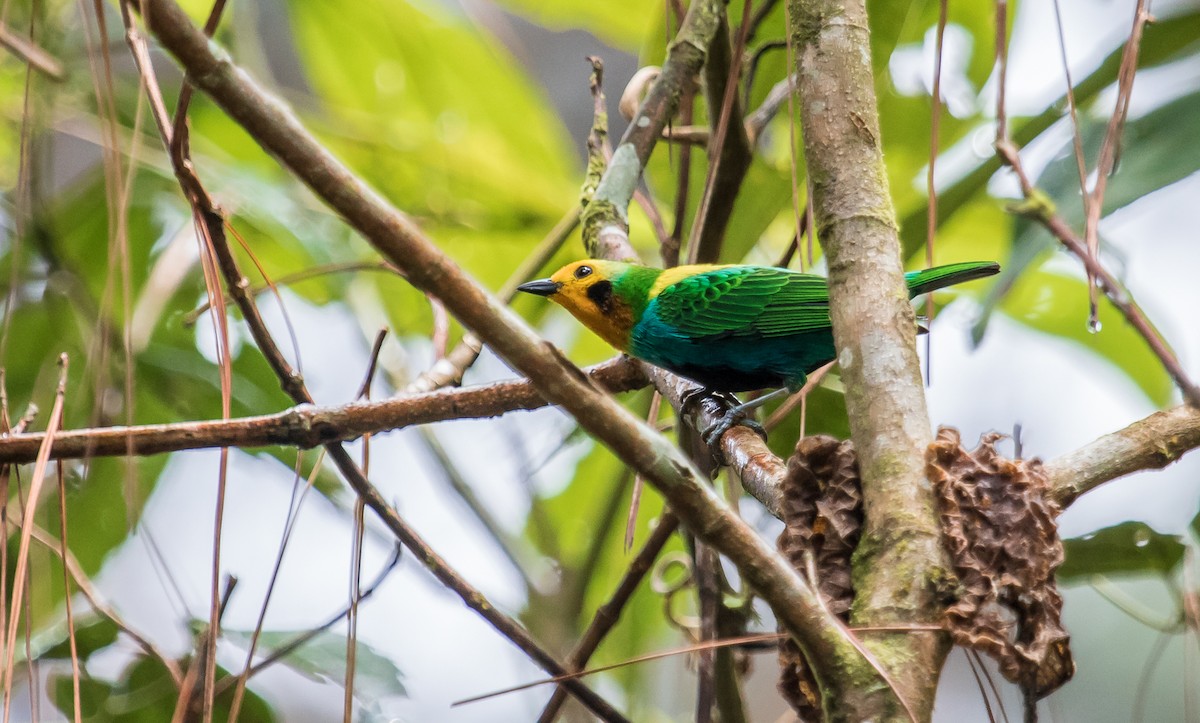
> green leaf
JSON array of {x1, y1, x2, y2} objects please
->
[
  {"x1": 225, "y1": 629, "x2": 406, "y2": 703},
  {"x1": 1059, "y1": 521, "x2": 1186, "y2": 582},
  {"x1": 49, "y1": 655, "x2": 277, "y2": 722},
  {"x1": 898, "y1": 8, "x2": 1200, "y2": 262},
  {"x1": 36, "y1": 615, "x2": 119, "y2": 662},
  {"x1": 489, "y1": 0, "x2": 656, "y2": 51},
  {"x1": 988, "y1": 89, "x2": 1200, "y2": 304},
  {"x1": 992, "y1": 269, "x2": 1174, "y2": 405},
  {"x1": 286, "y1": 0, "x2": 576, "y2": 226}
]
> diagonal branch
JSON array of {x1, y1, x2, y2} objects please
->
[
  {"x1": 136, "y1": 0, "x2": 870, "y2": 710},
  {"x1": 1046, "y1": 404, "x2": 1200, "y2": 507},
  {"x1": 127, "y1": 4, "x2": 625, "y2": 718},
  {"x1": 992, "y1": 141, "x2": 1200, "y2": 407}
]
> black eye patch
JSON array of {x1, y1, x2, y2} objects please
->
[
  {"x1": 574, "y1": 265, "x2": 593, "y2": 279},
  {"x1": 586, "y1": 279, "x2": 614, "y2": 313}
]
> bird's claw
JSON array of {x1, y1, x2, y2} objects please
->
[
  {"x1": 680, "y1": 387, "x2": 738, "y2": 418},
  {"x1": 701, "y1": 408, "x2": 768, "y2": 450}
]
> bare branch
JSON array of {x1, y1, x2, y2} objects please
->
[
  {"x1": 0, "y1": 358, "x2": 647, "y2": 464},
  {"x1": 1046, "y1": 404, "x2": 1200, "y2": 507}
]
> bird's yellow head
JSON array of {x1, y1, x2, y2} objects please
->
[{"x1": 517, "y1": 260, "x2": 647, "y2": 351}]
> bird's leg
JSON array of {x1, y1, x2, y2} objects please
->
[
  {"x1": 679, "y1": 386, "x2": 740, "y2": 419},
  {"x1": 700, "y1": 387, "x2": 791, "y2": 449}
]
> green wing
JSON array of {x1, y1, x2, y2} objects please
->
[{"x1": 652, "y1": 266, "x2": 832, "y2": 338}]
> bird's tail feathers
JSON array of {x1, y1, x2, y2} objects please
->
[{"x1": 904, "y1": 261, "x2": 1000, "y2": 298}]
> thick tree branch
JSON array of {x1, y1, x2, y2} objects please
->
[
  {"x1": 137, "y1": 0, "x2": 865, "y2": 710},
  {"x1": 789, "y1": 0, "x2": 950, "y2": 719},
  {"x1": 570, "y1": 0, "x2": 889, "y2": 708}
]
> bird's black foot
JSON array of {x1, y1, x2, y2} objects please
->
[
  {"x1": 701, "y1": 406, "x2": 768, "y2": 449},
  {"x1": 679, "y1": 386, "x2": 739, "y2": 418}
]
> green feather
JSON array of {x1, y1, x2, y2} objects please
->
[{"x1": 653, "y1": 267, "x2": 837, "y2": 338}]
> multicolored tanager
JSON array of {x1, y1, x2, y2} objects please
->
[{"x1": 518, "y1": 259, "x2": 999, "y2": 440}]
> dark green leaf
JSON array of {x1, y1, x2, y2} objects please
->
[
  {"x1": 40, "y1": 615, "x2": 119, "y2": 661},
  {"x1": 1059, "y1": 521, "x2": 1186, "y2": 582}
]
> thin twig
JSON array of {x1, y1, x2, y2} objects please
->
[
  {"x1": 214, "y1": 546, "x2": 402, "y2": 695},
  {"x1": 743, "y1": 41, "x2": 787, "y2": 109},
  {"x1": 22, "y1": 520, "x2": 183, "y2": 683},
  {"x1": 463, "y1": 632, "x2": 787, "y2": 707},
  {"x1": 537, "y1": 512, "x2": 679, "y2": 722},
  {"x1": 624, "y1": 392, "x2": 661, "y2": 551},
  {"x1": 964, "y1": 650, "x2": 1000, "y2": 723},
  {"x1": 744, "y1": 73, "x2": 797, "y2": 146},
  {"x1": 0, "y1": 357, "x2": 649, "y2": 464},
  {"x1": 404, "y1": 205, "x2": 579, "y2": 394},
  {"x1": 695, "y1": 542, "x2": 720, "y2": 723},
  {"x1": 993, "y1": 141, "x2": 1200, "y2": 407},
  {"x1": 687, "y1": 2, "x2": 754, "y2": 264},
  {"x1": 2, "y1": 354, "x2": 67, "y2": 723},
  {"x1": 56, "y1": 463, "x2": 83, "y2": 723},
  {"x1": 665, "y1": 85, "x2": 695, "y2": 267},
  {"x1": 227, "y1": 453, "x2": 322, "y2": 721},
  {"x1": 183, "y1": 261, "x2": 401, "y2": 326},
  {"x1": 0, "y1": 21, "x2": 64, "y2": 79},
  {"x1": 344, "y1": 496, "x2": 365, "y2": 722},
  {"x1": 925, "y1": 0, "x2": 948, "y2": 387},
  {"x1": 1083, "y1": 0, "x2": 1152, "y2": 331},
  {"x1": 745, "y1": 0, "x2": 781, "y2": 45}
]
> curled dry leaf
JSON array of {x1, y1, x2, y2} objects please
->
[
  {"x1": 776, "y1": 435, "x2": 863, "y2": 720},
  {"x1": 927, "y1": 427, "x2": 1074, "y2": 699},
  {"x1": 619, "y1": 66, "x2": 662, "y2": 120}
]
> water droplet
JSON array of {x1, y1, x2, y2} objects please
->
[{"x1": 1087, "y1": 318, "x2": 1102, "y2": 334}]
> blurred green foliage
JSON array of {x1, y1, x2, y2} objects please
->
[{"x1": 1, "y1": 0, "x2": 1199, "y2": 719}]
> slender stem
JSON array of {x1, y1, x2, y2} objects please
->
[
  {"x1": 537, "y1": 513, "x2": 679, "y2": 723},
  {"x1": 993, "y1": 141, "x2": 1200, "y2": 407}
]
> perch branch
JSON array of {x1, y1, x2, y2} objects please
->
[
  {"x1": 128, "y1": 4, "x2": 626, "y2": 717},
  {"x1": 0, "y1": 358, "x2": 647, "y2": 464}
]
